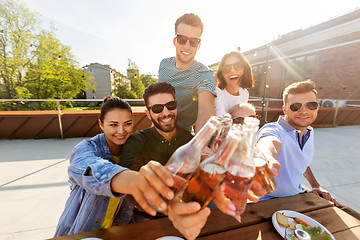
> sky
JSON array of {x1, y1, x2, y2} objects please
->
[{"x1": 21, "y1": 0, "x2": 359, "y2": 76}]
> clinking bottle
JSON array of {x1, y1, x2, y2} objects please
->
[
  {"x1": 164, "y1": 116, "x2": 222, "y2": 199},
  {"x1": 222, "y1": 117, "x2": 260, "y2": 219},
  {"x1": 180, "y1": 125, "x2": 242, "y2": 207},
  {"x1": 207, "y1": 113, "x2": 233, "y2": 154}
]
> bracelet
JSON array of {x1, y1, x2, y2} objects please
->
[{"x1": 312, "y1": 187, "x2": 321, "y2": 191}]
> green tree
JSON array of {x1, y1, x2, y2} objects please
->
[
  {"x1": 24, "y1": 29, "x2": 93, "y2": 109},
  {"x1": 140, "y1": 73, "x2": 157, "y2": 88},
  {"x1": 0, "y1": 0, "x2": 38, "y2": 109},
  {"x1": 112, "y1": 59, "x2": 157, "y2": 99},
  {"x1": 127, "y1": 59, "x2": 144, "y2": 98},
  {"x1": 112, "y1": 71, "x2": 136, "y2": 99},
  {"x1": 0, "y1": 0, "x2": 93, "y2": 110}
]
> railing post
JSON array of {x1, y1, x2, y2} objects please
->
[
  {"x1": 57, "y1": 101, "x2": 64, "y2": 139},
  {"x1": 333, "y1": 100, "x2": 339, "y2": 126},
  {"x1": 264, "y1": 100, "x2": 269, "y2": 123}
]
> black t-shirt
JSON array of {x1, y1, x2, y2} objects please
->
[{"x1": 120, "y1": 126, "x2": 193, "y2": 171}]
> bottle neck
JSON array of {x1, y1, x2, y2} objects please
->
[
  {"x1": 243, "y1": 118, "x2": 260, "y2": 155},
  {"x1": 190, "y1": 116, "x2": 220, "y2": 149},
  {"x1": 190, "y1": 123, "x2": 217, "y2": 149},
  {"x1": 245, "y1": 127, "x2": 257, "y2": 155},
  {"x1": 211, "y1": 131, "x2": 240, "y2": 166}
]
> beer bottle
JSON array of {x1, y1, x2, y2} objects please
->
[
  {"x1": 164, "y1": 116, "x2": 222, "y2": 198},
  {"x1": 208, "y1": 113, "x2": 233, "y2": 154},
  {"x1": 181, "y1": 126, "x2": 242, "y2": 207},
  {"x1": 222, "y1": 119, "x2": 259, "y2": 219}
]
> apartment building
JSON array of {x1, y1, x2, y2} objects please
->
[{"x1": 83, "y1": 63, "x2": 114, "y2": 99}]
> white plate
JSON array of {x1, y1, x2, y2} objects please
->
[
  {"x1": 156, "y1": 236, "x2": 184, "y2": 240},
  {"x1": 271, "y1": 210, "x2": 335, "y2": 240}
]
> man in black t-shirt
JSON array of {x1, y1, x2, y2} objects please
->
[{"x1": 121, "y1": 82, "x2": 193, "y2": 171}]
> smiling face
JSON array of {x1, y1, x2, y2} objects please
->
[
  {"x1": 146, "y1": 93, "x2": 178, "y2": 133},
  {"x1": 173, "y1": 23, "x2": 202, "y2": 69},
  {"x1": 98, "y1": 108, "x2": 133, "y2": 155},
  {"x1": 283, "y1": 91, "x2": 318, "y2": 132},
  {"x1": 222, "y1": 54, "x2": 244, "y2": 92}
]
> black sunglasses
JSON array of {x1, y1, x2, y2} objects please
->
[
  {"x1": 222, "y1": 62, "x2": 243, "y2": 74},
  {"x1": 148, "y1": 101, "x2": 177, "y2": 114},
  {"x1": 233, "y1": 115, "x2": 257, "y2": 124},
  {"x1": 289, "y1": 101, "x2": 319, "y2": 112},
  {"x1": 176, "y1": 34, "x2": 201, "y2": 47}
]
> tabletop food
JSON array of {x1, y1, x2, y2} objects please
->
[{"x1": 276, "y1": 212, "x2": 332, "y2": 240}]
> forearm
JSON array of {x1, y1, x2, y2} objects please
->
[
  {"x1": 69, "y1": 142, "x2": 127, "y2": 196},
  {"x1": 110, "y1": 169, "x2": 138, "y2": 194},
  {"x1": 303, "y1": 166, "x2": 320, "y2": 189},
  {"x1": 194, "y1": 109, "x2": 215, "y2": 133},
  {"x1": 194, "y1": 91, "x2": 216, "y2": 133},
  {"x1": 256, "y1": 136, "x2": 281, "y2": 175}
]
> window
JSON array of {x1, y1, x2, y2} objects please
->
[
  {"x1": 249, "y1": 65, "x2": 263, "y2": 96},
  {"x1": 282, "y1": 55, "x2": 315, "y2": 91}
]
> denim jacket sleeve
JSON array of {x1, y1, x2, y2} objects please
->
[{"x1": 68, "y1": 137, "x2": 127, "y2": 198}]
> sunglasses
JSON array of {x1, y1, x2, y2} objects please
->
[
  {"x1": 233, "y1": 115, "x2": 257, "y2": 124},
  {"x1": 222, "y1": 62, "x2": 243, "y2": 74},
  {"x1": 289, "y1": 101, "x2": 319, "y2": 112},
  {"x1": 148, "y1": 101, "x2": 177, "y2": 114},
  {"x1": 176, "y1": 34, "x2": 201, "y2": 47}
]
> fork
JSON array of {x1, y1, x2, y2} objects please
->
[{"x1": 284, "y1": 227, "x2": 288, "y2": 240}]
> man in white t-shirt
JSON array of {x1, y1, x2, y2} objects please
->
[{"x1": 257, "y1": 80, "x2": 337, "y2": 204}]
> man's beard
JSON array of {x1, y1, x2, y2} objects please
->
[{"x1": 151, "y1": 113, "x2": 177, "y2": 132}]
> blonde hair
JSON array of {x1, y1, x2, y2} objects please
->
[{"x1": 229, "y1": 102, "x2": 256, "y2": 116}]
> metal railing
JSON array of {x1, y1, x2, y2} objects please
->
[
  {"x1": 1, "y1": 98, "x2": 360, "y2": 139},
  {"x1": 0, "y1": 99, "x2": 145, "y2": 139}
]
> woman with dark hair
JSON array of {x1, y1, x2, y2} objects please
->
[
  {"x1": 54, "y1": 96, "x2": 174, "y2": 237},
  {"x1": 215, "y1": 51, "x2": 254, "y2": 116}
]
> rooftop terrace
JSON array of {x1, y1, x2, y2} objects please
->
[{"x1": 0, "y1": 125, "x2": 359, "y2": 239}]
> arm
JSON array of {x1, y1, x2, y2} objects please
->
[
  {"x1": 194, "y1": 91, "x2": 216, "y2": 133},
  {"x1": 111, "y1": 161, "x2": 175, "y2": 216},
  {"x1": 68, "y1": 139, "x2": 127, "y2": 197},
  {"x1": 167, "y1": 198, "x2": 211, "y2": 240},
  {"x1": 303, "y1": 166, "x2": 337, "y2": 205},
  {"x1": 256, "y1": 135, "x2": 282, "y2": 176}
]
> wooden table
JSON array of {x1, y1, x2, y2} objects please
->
[{"x1": 52, "y1": 193, "x2": 360, "y2": 240}]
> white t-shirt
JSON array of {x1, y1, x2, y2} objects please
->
[{"x1": 214, "y1": 87, "x2": 249, "y2": 116}]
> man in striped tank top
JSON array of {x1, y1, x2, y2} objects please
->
[{"x1": 158, "y1": 13, "x2": 216, "y2": 133}]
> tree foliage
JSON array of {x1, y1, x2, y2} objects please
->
[
  {"x1": 112, "y1": 59, "x2": 157, "y2": 99},
  {"x1": 140, "y1": 73, "x2": 157, "y2": 88},
  {"x1": 112, "y1": 71, "x2": 137, "y2": 99},
  {"x1": 0, "y1": 0, "x2": 93, "y2": 110}
]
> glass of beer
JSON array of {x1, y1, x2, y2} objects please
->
[{"x1": 252, "y1": 147, "x2": 277, "y2": 194}]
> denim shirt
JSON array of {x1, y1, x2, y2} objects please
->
[{"x1": 54, "y1": 133, "x2": 134, "y2": 237}]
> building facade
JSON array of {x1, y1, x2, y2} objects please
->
[
  {"x1": 83, "y1": 63, "x2": 114, "y2": 99},
  {"x1": 211, "y1": 9, "x2": 360, "y2": 106}
]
